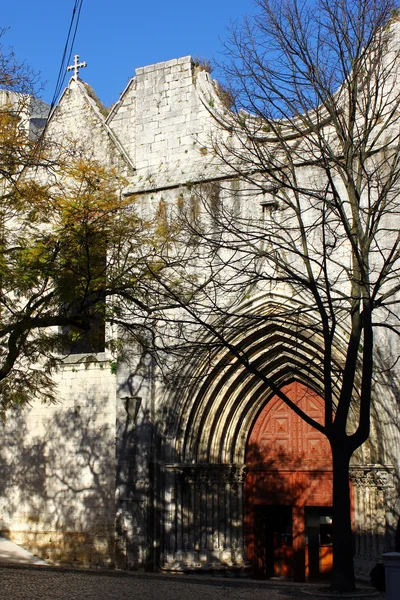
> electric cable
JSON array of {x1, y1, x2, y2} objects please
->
[
  {"x1": 34, "y1": 0, "x2": 84, "y2": 151},
  {"x1": 49, "y1": 0, "x2": 84, "y2": 113}
]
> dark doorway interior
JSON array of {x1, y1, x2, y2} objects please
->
[
  {"x1": 254, "y1": 505, "x2": 293, "y2": 578},
  {"x1": 305, "y1": 506, "x2": 333, "y2": 580},
  {"x1": 253, "y1": 504, "x2": 333, "y2": 580}
]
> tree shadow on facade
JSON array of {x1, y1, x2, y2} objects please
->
[
  {"x1": 160, "y1": 438, "x2": 330, "y2": 581},
  {"x1": 344, "y1": 346, "x2": 400, "y2": 579},
  {"x1": 114, "y1": 351, "x2": 163, "y2": 570},
  {"x1": 0, "y1": 400, "x2": 116, "y2": 567},
  {"x1": 115, "y1": 409, "x2": 161, "y2": 570},
  {"x1": 245, "y1": 441, "x2": 333, "y2": 582},
  {"x1": 0, "y1": 351, "x2": 162, "y2": 571},
  {"x1": 0, "y1": 353, "x2": 397, "y2": 578}
]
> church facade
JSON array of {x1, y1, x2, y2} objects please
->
[{"x1": 0, "y1": 51, "x2": 399, "y2": 581}]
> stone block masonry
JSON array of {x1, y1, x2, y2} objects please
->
[{"x1": 1, "y1": 46, "x2": 398, "y2": 579}]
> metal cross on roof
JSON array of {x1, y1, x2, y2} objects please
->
[{"x1": 67, "y1": 55, "x2": 87, "y2": 80}]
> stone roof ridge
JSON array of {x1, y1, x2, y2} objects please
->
[
  {"x1": 196, "y1": 68, "x2": 333, "y2": 143},
  {"x1": 106, "y1": 76, "x2": 136, "y2": 126},
  {"x1": 45, "y1": 78, "x2": 135, "y2": 171},
  {"x1": 196, "y1": 19, "x2": 400, "y2": 144},
  {"x1": 196, "y1": 71, "x2": 233, "y2": 125},
  {"x1": 75, "y1": 78, "x2": 136, "y2": 172},
  {"x1": 46, "y1": 76, "x2": 92, "y2": 123},
  {"x1": 81, "y1": 80, "x2": 108, "y2": 117},
  {"x1": 106, "y1": 56, "x2": 193, "y2": 124},
  {"x1": 134, "y1": 55, "x2": 192, "y2": 75}
]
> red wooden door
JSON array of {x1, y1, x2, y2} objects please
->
[{"x1": 244, "y1": 382, "x2": 333, "y2": 580}]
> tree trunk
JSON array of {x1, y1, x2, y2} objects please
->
[{"x1": 330, "y1": 442, "x2": 356, "y2": 592}]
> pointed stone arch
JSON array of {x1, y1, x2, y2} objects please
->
[
  {"x1": 160, "y1": 302, "x2": 396, "y2": 576},
  {"x1": 165, "y1": 306, "x2": 344, "y2": 466},
  {"x1": 161, "y1": 304, "x2": 345, "y2": 573}
]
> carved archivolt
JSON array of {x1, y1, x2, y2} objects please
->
[
  {"x1": 168, "y1": 463, "x2": 248, "y2": 485},
  {"x1": 349, "y1": 466, "x2": 395, "y2": 489},
  {"x1": 161, "y1": 292, "x2": 355, "y2": 469}
]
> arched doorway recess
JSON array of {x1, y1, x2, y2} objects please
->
[{"x1": 245, "y1": 382, "x2": 334, "y2": 581}]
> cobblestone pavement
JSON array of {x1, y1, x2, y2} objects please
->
[{"x1": 0, "y1": 564, "x2": 385, "y2": 600}]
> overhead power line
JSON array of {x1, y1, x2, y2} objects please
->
[{"x1": 49, "y1": 0, "x2": 84, "y2": 112}]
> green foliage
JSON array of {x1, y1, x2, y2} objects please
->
[
  {"x1": 110, "y1": 361, "x2": 117, "y2": 375},
  {"x1": 0, "y1": 81, "x2": 170, "y2": 412}
]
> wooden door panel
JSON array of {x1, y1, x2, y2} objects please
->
[
  {"x1": 245, "y1": 382, "x2": 334, "y2": 580},
  {"x1": 246, "y1": 382, "x2": 332, "y2": 470}
]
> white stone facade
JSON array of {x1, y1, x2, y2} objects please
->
[{"x1": 0, "y1": 52, "x2": 399, "y2": 579}]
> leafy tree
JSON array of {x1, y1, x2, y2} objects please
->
[
  {"x1": 0, "y1": 34, "x2": 174, "y2": 416},
  {"x1": 0, "y1": 150, "x2": 151, "y2": 411}
]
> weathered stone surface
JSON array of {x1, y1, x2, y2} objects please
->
[{"x1": 0, "y1": 49, "x2": 399, "y2": 578}]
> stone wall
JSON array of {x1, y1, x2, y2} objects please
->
[
  {"x1": 0, "y1": 52, "x2": 399, "y2": 577},
  {"x1": 0, "y1": 90, "x2": 49, "y2": 138},
  {"x1": 0, "y1": 356, "x2": 117, "y2": 566}
]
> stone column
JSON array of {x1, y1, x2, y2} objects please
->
[
  {"x1": 162, "y1": 464, "x2": 248, "y2": 573},
  {"x1": 350, "y1": 465, "x2": 395, "y2": 578}
]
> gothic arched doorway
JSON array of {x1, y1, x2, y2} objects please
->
[{"x1": 244, "y1": 382, "x2": 334, "y2": 581}]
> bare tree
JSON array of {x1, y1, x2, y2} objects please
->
[{"x1": 145, "y1": 0, "x2": 400, "y2": 592}]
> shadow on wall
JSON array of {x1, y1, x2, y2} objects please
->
[
  {"x1": 160, "y1": 437, "x2": 332, "y2": 578},
  {"x1": 113, "y1": 351, "x2": 163, "y2": 571},
  {"x1": 350, "y1": 348, "x2": 400, "y2": 578},
  {"x1": 0, "y1": 354, "x2": 398, "y2": 575},
  {"x1": 0, "y1": 398, "x2": 116, "y2": 567},
  {"x1": 245, "y1": 441, "x2": 333, "y2": 581},
  {"x1": 0, "y1": 349, "x2": 161, "y2": 571},
  {"x1": 160, "y1": 373, "x2": 400, "y2": 579},
  {"x1": 115, "y1": 408, "x2": 163, "y2": 571}
]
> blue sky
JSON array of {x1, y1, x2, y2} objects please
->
[{"x1": 2, "y1": 0, "x2": 256, "y2": 108}]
